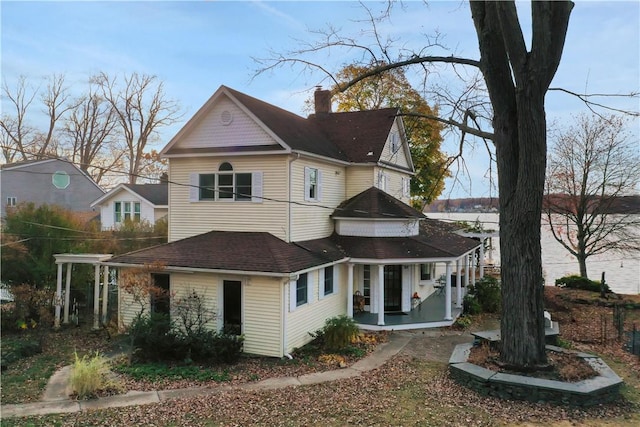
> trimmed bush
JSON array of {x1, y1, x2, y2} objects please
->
[
  {"x1": 320, "y1": 315, "x2": 360, "y2": 351},
  {"x1": 554, "y1": 275, "x2": 609, "y2": 293},
  {"x1": 130, "y1": 312, "x2": 181, "y2": 362},
  {"x1": 465, "y1": 276, "x2": 501, "y2": 314}
]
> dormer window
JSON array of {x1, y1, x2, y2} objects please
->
[{"x1": 390, "y1": 132, "x2": 399, "y2": 153}]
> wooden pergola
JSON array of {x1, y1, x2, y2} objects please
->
[{"x1": 53, "y1": 253, "x2": 113, "y2": 329}]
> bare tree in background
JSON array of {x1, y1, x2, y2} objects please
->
[
  {"x1": 93, "y1": 72, "x2": 182, "y2": 184},
  {"x1": 1, "y1": 74, "x2": 79, "y2": 162},
  {"x1": 1, "y1": 76, "x2": 40, "y2": 162},
  {"x1": 257, "y1": 0, "x2": 583, "y2": 369},
  {"x1": 544, "y1": 114, "x2": 640, "y2": 279},
  {"x1": 64, "y1": 85, "x2": 122, "y2": 185}
]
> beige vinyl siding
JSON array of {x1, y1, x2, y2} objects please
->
[
  {"x1": 286, "y1": 266, "x2": 346, "y2": 352},
  {"x1": 118, "y1": 286, "x2": 148, "y2": 330},
  {"x1": 375, "y1": 167, "x2": 412, "y2": 205},
  {"x1": 176, "y1": 96, "x2": 280, "y2": 150},
  {"x1": 290, "y1": 158, "x2": 345, "y2": 241},
  {"x1": 169, "y1": 155, "x2": 289, "y2": 241},
  {"x1": 345, "y1": 166, "x2": 376, "y2": 199},
  {"x1": 243, "y1": 276, "x2": 283, "y2": 357},
  {"x1": 380, "y1": 119, "x2": 412, "y2": 170},
  {"x1": 154, "y1": 208, "x2": 168, "y2": 223},
  {"x1": 170, "y1": 272, "x2": 218, "y2": 325}
]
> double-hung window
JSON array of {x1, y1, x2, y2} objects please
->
[
  {"x1": 304, "y1": 167, "x2": 322, "y2": 202},
  {"x1": 199, "y1": 174, "x2": 216, "y2": 200},
  {"x1": 114, "y1": 201, "x2": 141, "y2": 224},
  {"x1": 296, "y1": 273, "x2": 308, "y2": 307},
  {"x1": 323, "y1": 265, "x2": 334, "y2": 296},
  {"x1": 191, "y1": 162, "x2": 262, "y2": 202},
  {"x1": 420, "y1": 263, "x2": 434, "y2": 281}
]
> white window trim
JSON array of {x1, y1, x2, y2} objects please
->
[
  {"x1": 319, "y1": 265, "x2": 338, "y2": 299},
  {"x1": 304, "y1": 167, "x2": 322, "y2": 202},
  {"x1": 402, "y1": 177, "x2": 411, "y2": 197},
  {"x1": 7, "y1": 196, "x2": 17, "y2": 207},
  {"x1": 289, "y1": 272, "x2": 312, "y2": 312},
  {"x1": 190, "y1": 171, "x2": 263, "y2": 203}
]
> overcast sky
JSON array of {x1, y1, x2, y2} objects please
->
[{"x1": 2, "y1": 1, "x2": 639, "y2": 199}]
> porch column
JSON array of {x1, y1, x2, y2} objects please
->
[
  {"x1": 347, "y1": 263, "x2": 354, "y2": 317},
  {"x1": 471, "y1": 251, "x2": 477, "y2": 286},
  {"x1": 63, "y1": 263, "x2": 72, "y2": 324},
  {"x1": 445, "y1": 262, "x2": 452, "y2": 320},
  {"x1": 93, "y1": 264, "x2": 101, "y2": 330},
  {"x1": 465, "y1": 254, "x2": 471, "y2": 289},
  {"x1": 55, "y1": 262, "x2": 63, "y2": 328},
  {"x1": 101, "y1": 265, "x2": 109, "y2": 325},
  {"x1": 377, "y1": 264, "x2": 385, "y2": 326},
  {"x1": 479, "y1": 240, "x2": 485, "y2": 278},
  {"x1": 456, "y1": 259, "x2": 462, "y2": 308}
]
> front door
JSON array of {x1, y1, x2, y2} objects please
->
[
  {"x1": 223, "y1": 280, "x2": 242, "y2": 334},
  {"x1": 384, "y1": 265, "x2": 402, "y2": 312}
]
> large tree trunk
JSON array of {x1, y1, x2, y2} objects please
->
[
  {"x1": 471, "y1": 1, "x2": 573, "y2": 369},
  {"x1": 497, "y1": 89, "x2": 548, "y2": 368}
]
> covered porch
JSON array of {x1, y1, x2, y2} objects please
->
[{"x1": 354, "y1": 290, "x2": 463, "y2": 331}]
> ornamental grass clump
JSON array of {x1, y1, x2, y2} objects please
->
[{"x1": 70, "y1": 351, "x2": 113, "y2": 399}]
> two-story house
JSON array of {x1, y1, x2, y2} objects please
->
[
  {"x1": 105, "y1": 86, "x2": 481, "y2": 358},
  {"x1": 0, "y1": 158, "x2": 105, "y2": 219}
]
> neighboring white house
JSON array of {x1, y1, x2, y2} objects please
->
[
  {"x1": 90, "y1": 182, "x2": 168, "y2": 230},
  {"x1": 100, "y1": 86, "x2": 482, "y2": 358}
]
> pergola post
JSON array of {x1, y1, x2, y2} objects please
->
[
  {"x1": 101, "y1": 265, "x2": 109, "y2": 325},
  {"x1": 55, "y1": 263, "x2": 63, "y2": 328},
  {"x1": 93, "y1": 264, "x2": 101, "y2": 330},
  {"x1": 63, "y1": 263, "x2": 72, "y2": 324}
]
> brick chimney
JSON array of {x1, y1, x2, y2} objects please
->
[{"x1": 314, "y1": 86, "x2": 332, "y2": 114}]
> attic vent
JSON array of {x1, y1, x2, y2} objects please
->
[{"x1": 220, "y1": 110, "x2": 233, "y2": 125}]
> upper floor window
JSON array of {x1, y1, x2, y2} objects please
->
[
  {"x1": 52, "y1": 171, "x2": 70, "y2": 189},
  {"x1": 377, "y1": 171, "x2": 388, "y2": 192},
  {"x1": 402, "y1": 177, "x2": 411, "y2": 197},
  {"x1": 6, "y1": 197, "x2": 16, "y2": 207},
  {"x1": 304, "y1": 167, "x2": 322, "y2": 202},
  {"x1": 114, "y1": 201, "x2": 141, "y2": 224},
  {"x1": 190, "y1": 163, "x2": 263, "y2": 203},
  {"x1": 390, "y1": 132, "x2": 400, "y2": 153}
]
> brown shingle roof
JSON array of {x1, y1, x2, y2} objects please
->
[
  {"x1": 332, "y1": 187, "x2": 425, "y2": 219},
  {"x1": 107, "y1": 231, "x2": 344, "y2": 274},
  {"x1": 108, "y1": 218, "x2": 479, "y2": 274},
  {"x1": 166, "y1": 86, "x2": 399, "y2": 165}
]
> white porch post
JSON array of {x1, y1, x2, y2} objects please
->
[
  {"x1": 456, "y1": 259, "x2": 462, "y2": 308},
  {"x1": 445, "y1": 262, "x2": 452, "y2": 320},
  {"x1": 101, "y1": 265, "x2": 109, "y2": 325},
  {"x1": 377, "y1": 264, "x2": 385, "y2": 326},
  {"x1": 479, "y1": 240, "x2": 485, "y2": 278},
  {"x1": 63, "y1": 263, "x2": 72, "y2": 324},
  {"x1": 55, "y1": 263, "x2": 63, "y2": 328},
  {"x1": 93, "y1": 264, "x2": 101, "y2": 329},
  {"x1": 471, "y1": 251, "x2": 477, "y2": 286},
  {"x1": 347, "y1": 263, "x2": 354, "y2": 317},
  {"x1": 466, "y1": 254, "x2": 471, "y2": 289}
]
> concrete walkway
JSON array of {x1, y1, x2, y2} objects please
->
[{"x1": 1, "y1": 333, "x2": 411, "y2": 419}]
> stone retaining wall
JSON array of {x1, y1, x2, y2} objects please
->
[{"x1": 449, "y1": 343, "x2": 622, "y2": 406}]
